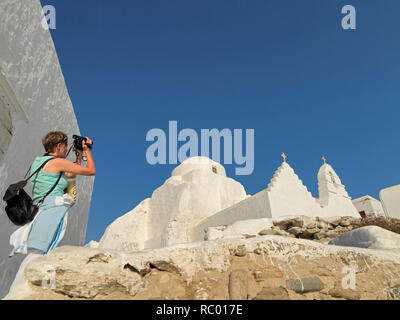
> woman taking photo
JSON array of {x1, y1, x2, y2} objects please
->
[{"x1": 8, "y1": 131, "x2": 95, "y2": 292}]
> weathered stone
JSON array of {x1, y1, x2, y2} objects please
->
[
  {"x1": 273, "y1": 217, "x2": 303, "y2": 230},
  {"x1": 328, "y1": 281, "x2": 361, "y2": 300},
  {"x1": 287, "y1": 227, "x2": 303, "y2": 236},
  {"x1": 259, "y1": 229, "x2": 280, "y2": 236},
  {"x1": 386, "y1": 284, "x2": 400, "y2": 300},
  {"x1": 4, "y1": 236, "x2": 400, "y2": 300},
  {"x1": 340, "y1": 220, "x2": 351, "y2": 227},
  {"x1": 349, "y1": 218, "x2": 362, "y2": 226},
  {"x1": 326, "y1": 230, "x2": 339, "y2": 238},
  {"x1": 259, "y1": 227, "x2": 290, "y2": 237},
  {"x1": 286, "y1": 276, "x2": 324, "y2": 293},
  {"x1": 150, "y1": 261, "x2": 182, "y2": 274},
  {"x1": 253, "y1": 287, "x2": 290, "y2": 300},
  {"x1": 306, "y1": 222, "x2": 317, "y2": 229},
  {"x1": 301, "y1": 216, "x2": 318, "y2": 227},
  {"x1": 229, "y1": 270, "x2": 248, "y2": 300},
  {"x1": 313, "y1": 232, "x2": 328, "y2": 240},
  {"x1": 320, "y1": 216, "x2": 342, "y2": 227},
  {"x1": 87, "y1": 253, "x2": 112, "y2": 264},
  {"x1": 124, "y1": 264, "x2": 151, "y2": 277},
  {"x1": 300, "y1": 228, "x2": 320, "y2": 238},
  {"x1": 234, "y1": 245, "x2": 247, "y2": 257},
  {"x1": 311, "y1": 266, "x2": 334, "y2": 276},
  {"x1": 334, "y1": 226, "x2": 348, "y2": 233},
  {"x1": 276, "y1": 229, "x2": 291, "y2": 237},
  {"x1": 298, "y1": 232, "x2": 313, "y2": 239},
  {"x1": 317, "y1": 222, "x2": 327, "y2": 229},
  {"x1": 313, "y1": 293, "x2": 333, "y2": 300},
  {"x1": 262, "y1": 267, "x2": 284, "y2": 278},
  {"x1": 307, "y1": 228, "x2": 320, "y2": 234},
  {"x1": 253, "y1": 271, "x2": 262, "y2": 281}
]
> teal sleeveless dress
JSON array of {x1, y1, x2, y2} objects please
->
[
  {"x1": 30, "y1": 155, "x2": 68, "y2": 201},
  {"x1": 27, "y1": 156, "x2": 70, "y2": 254}
]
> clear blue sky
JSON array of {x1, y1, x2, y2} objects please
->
[{"x1": 41, "y1": 0, "x2": 400, "y2": 244}]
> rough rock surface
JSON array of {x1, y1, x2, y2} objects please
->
[
  {"x1": 206, "y1": 215, "x2": 361, "y2": 244},
  {"x1": 4, "y1": 235, "x2": 400, "y2": 300},
  {"x1": 205, "y1": 218, "x2": 273, "y2": 241}
]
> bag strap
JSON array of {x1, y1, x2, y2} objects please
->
[
  {"x1": 24, "y1": 156, "x2": 55, "y2": 181},
  {"x1": 37, "y1": 172, "x2": 63, "y2": 205},
  {"x1": 27, "y1": 156, "x2": 63, "y2": 205}
]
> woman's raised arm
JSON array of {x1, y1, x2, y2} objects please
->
[{"x1": 52, "y1": 138, "x2": 96, "y2": 176}]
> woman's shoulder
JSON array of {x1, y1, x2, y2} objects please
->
[
  {"x1": 31, "y1": 155, "x2": 57, "y2": 169},
  {"x1": 32, "y1": 155, "x2": 53, "y2": 165},
  {"x1": 34, "y1": 155, "x2": 55, "y2": 160}
]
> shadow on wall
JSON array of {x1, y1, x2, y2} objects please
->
[
  {"x1": 0, "y1": 66, "x2": 31, "y2": 166},
  {"x1": 0, "y1": 85, "x2": 14, "y2": 164}
]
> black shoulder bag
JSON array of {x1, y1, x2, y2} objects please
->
[{"x1": 2, "y1": 157, "x2": 62, "y2": 226}]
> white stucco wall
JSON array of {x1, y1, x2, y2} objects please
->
[
  {"x1": 317, "y1": 163, "x2": 360, "y2": 218},
  {"x1": 380, "y1": 185, "x2": 400, "y2": 219},
  {"x1": 352, "y1": 195, "x2": 384, "y2": 218},
  {"x1": 193, "y1": 160, "x2": 359, "y2": 241},
  {"x1": 265, "y1": 162, "x2": 322, "y2": 218},
  {"x1": 0, "y1": 88, "x2": 13, "y2": 162},
  {"x1": 191, "y1": 189, "x2": 271, "y2": 242},
  {"x1": 0, "y1": 0, "x2": 94, "y2": 298}
]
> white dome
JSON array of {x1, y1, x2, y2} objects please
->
[{"x1": 171, "y1": 156, "x2": 226, "y2": 177}]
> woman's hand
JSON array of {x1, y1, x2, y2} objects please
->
[{"x1": 82, "y1": 137, "x2": 92, "y2": 151}]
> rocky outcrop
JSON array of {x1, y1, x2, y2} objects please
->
[
  {"x1": 206, "y1": 215, "x2": 361, "y2": 243},
  {"x1": 4, "y1": 235, "x2": 400, "y2": 300},
  {"x1": 329, "y1": 226, "x2": 400, "y2": 250}
]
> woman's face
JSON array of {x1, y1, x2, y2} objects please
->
[{"x1": 56, "y1": 142, "x2": 68, "y2": 158}]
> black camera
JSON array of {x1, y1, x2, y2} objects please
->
[{"x1": 72, "y1": 135, "x2": 93, "y2": 151}]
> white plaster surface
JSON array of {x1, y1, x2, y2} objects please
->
[
  {"x1": 329, "y1": 226, "x2": 400, "y2": 250},
  {"x1": 205, "y1": 218, "x2": 274, "y2": 241},
  {"x1": 380, "y1": 185, "x2": 400, "y2": 219},
  {"x1": 0, "y1": 0, "x2": 94, "y2": 298},
  {"x1": 352, "y1": 195, "x2": 385, "y2": 218},
  {"x1": 193, "y1": 161, "x2": 360, "y2": 241}
]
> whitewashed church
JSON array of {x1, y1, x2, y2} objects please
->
[{"x1": 95, "y1": 154, "x2": 362, "y2": 252}]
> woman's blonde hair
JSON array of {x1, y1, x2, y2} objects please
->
[{"x1": 42, "y1": 131, "x2": 68, "y2": 153}]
